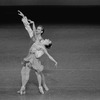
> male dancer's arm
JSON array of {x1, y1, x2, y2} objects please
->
[
  {"x1": 23, "y1": 54, "x2": 33, "y2": 61},
  {"x1": 21, "y1": 54, "x2": 33, "y2": 66},
  {"x1": 28, "y1": 20, "x2": 37, "y2": 41}
]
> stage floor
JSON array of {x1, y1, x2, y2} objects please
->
[
  {"x1": 0, "y1": 24, "x2": 100, "y2": 100},
  {"x1": 0, "y1": 87, "x2": 100, "y2": 100}
]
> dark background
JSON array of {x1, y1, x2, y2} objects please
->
[
  {"x1": 0, "y1": 0, "x2": 100, "y2": 5},
  {"x1": 0, "y1": 6, "x2": 100, "y2": 25}
]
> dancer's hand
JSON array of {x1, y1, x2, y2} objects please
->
[
  {"x1": 28, "y1": 19, "x2": 34, "y2": 23},
  {"x1": 18, "y1": 10, "x2": 24, "y2": 17},
  {"x1": 55, "y1": 61, "x2": 58, "y2": 68},
  {"x1": 21, "y1": 60, "x2": 30, "y2": 66}
]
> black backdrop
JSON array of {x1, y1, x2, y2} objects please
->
[{"x1": 0, "y1": 6, "x2": 100, "y2": 25}]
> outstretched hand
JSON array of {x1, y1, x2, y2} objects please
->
[
  {"x1": 18, "y1": 10, "x2": 24, "y2": 17},
  {"x1": 55, "y1": 61, "x2": 58, "y2": 68}
]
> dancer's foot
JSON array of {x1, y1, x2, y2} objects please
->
[
  {"x1": 43, "y1": 84, "x2": 49, "y2": 91},
  {"x1": 17, "y1": 86, "x2": 26, "y2": 95},
  {"x1": 17, "y1": 90, "x2": 26, "y2": 95},
  {"x1": 39, "y1": 86, "x2": 44, "y2": 94}
]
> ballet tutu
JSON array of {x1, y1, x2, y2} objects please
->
[{"x1": 31, "y1": 54, "x2": 44, "y2": 72}]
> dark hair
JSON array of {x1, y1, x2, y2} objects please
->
[
  {"x1": 45, "y1": 43, "x2": 52, "y2": 49},
  {"x1": 37, "y1": 25, "x2": 44, "y2": 35}
]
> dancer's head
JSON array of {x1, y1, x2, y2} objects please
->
[
  {"x1": 36, "y1": 25, "x2": 44, "y2": 35},
  {"x1": 41, "y1": 39, "x2": 52, "y2": 49}
]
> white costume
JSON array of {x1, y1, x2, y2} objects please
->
[{"x1": 18, "y1": 39, "x2": 52, "y2": 94}]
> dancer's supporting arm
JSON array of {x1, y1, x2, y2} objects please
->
[
  {"x1": 21, "y1": 54, "x2": 32, "y2": 66},
  {"x1": 23, "y1": 53, "x2": 33, "y2": 61}
]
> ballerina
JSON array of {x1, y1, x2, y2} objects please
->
[{"x1": 18, "y1": 38, "x2": 57, "y2": 94}]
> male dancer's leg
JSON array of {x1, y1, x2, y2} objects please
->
[{"x1": 18, "y1": 65, "x2": 30, "y2": 95}]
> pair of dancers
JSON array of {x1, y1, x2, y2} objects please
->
[{"x1": 17, "y1": 10, "x2": 57, "y2": 94}]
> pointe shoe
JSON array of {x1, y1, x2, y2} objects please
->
[
  {"x1": 39, "y1": 86, "x2": 44, "y2": 94},
  {"x1": 43, "y1": 84, "x2": 49, "y2": 91},
  {"x1": 17, "y1": 87, "x2": 26, "y2": 95},
  {"x1": 17, "y1": 90, "x2": 26, "y2": 95}
]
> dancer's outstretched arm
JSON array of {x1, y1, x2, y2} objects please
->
[
  {"x1": 41, "y1": 46, "x2": 57, "y2": 66},
  {"x1": 18, "y1": 10, "x2": 35, "y2": 40},
  {"x1": 46, "y1": 51, "x2": 57, "y2": 66}
]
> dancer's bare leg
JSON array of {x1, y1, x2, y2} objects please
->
[
  {"x1": 41, "y1": 73, "x2": 49, "y2": 91},
  {"x1": 35, "y1": 71, "x2": 44, "y2": 94},
  {"x1": 18, "y1": 65, "x2": 30, "y2": 95}
]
